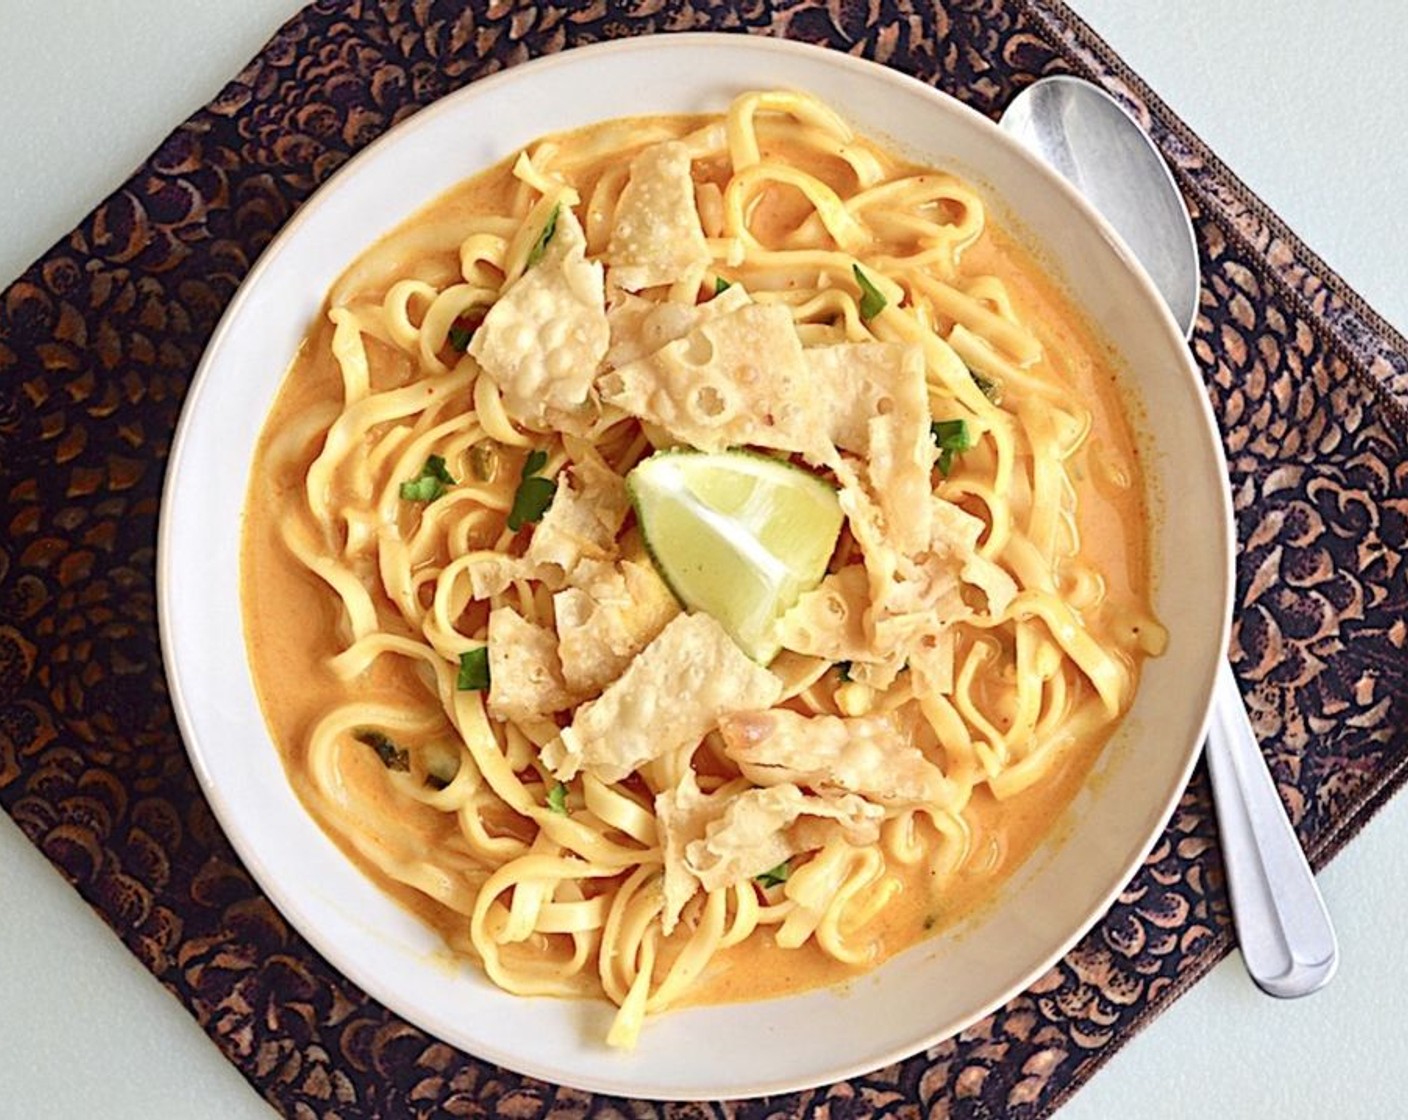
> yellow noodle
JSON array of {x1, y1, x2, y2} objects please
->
[{"x1": 242, "y1": 89, "x2": 1159, "y2": 1049}]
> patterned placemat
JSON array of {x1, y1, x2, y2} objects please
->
[{"x1": 2, "y1": 2, "x2": 1405, "y2": 1116}]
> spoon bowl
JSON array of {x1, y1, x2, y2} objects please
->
[{"x1": 1002, "y1": 75, "x2": 1200, "y2": 336}]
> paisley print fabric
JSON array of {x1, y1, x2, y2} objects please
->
[{"x1": 2, "y1": 1, "x2": 1405, "y2": 1116}]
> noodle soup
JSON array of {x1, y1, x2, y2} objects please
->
[{"x1": 242, "y1": 91, "x2": 1162, "y2": 1048}]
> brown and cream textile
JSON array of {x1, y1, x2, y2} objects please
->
[{"x1": 1, "y1": 2, "x2": 1404, "y2": 1117}]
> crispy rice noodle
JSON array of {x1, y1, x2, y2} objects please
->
[{"x1": 245, "y1": 91, "x2": 1166, "y2": 1048}]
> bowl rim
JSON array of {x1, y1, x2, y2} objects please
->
[{"x1": 157, "y1": 30, "x2": 1233, "y2": 1100}]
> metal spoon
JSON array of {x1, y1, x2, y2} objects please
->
[{"x1": 1000, "y1": 75, "x2": 1338, "y2": 998}]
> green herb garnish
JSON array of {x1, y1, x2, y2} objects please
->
[
  {"x1": 399, "y1": 454, "x2": 456, "y2": 503},
  {"x1": 506, "y1": 448, "x2": 556, "y2": 531},
  {"x1": 931, "y1": 418, "x2": 975, "y2": 477},
  {"x1": 756, "y1": 861, "x2": 791, "y2": 889},
  {"x1": 547, "y1": 781, "x2": 570, "y2": 815},
  {"x1": 457, "y1": 647, "x2": 490, "y2": 692},
  {"x1": 510, "y1": 477, "x2": 556, "y2": 529},
  {"x1": 714, "y1": 276, "x2": 733, "y2": 296},
  {"x1": 852, "y1": 264, "x2": 888, "y2": 320},
  {"x1": 447, "y1": 310, "x2": 485, "y2": 354},
  {"x1": 353, "y1": 729, "x2": 410, "y2": 772},
  {"x1": 526, "y1": 204, "x2": 561, "y2": 268}
]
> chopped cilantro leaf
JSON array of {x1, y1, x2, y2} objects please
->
[
  {"x1": 852, "y1": 264, "x2": 888, "y2": 320},
  {"x1": 714, "y1": 276, "x2": 733, "y2": 296},
  {"x1": 399, "y1": 476, "x2": 441, "y2": 503},
  {"x1": 547, "y1": 781, "x2": 570, "y2": 815},
  {"x1": 756, "y1": 861, "x2": 791, "y2": 889},
  {"x1": 507, "y1": 449, "x2": 555, "y2": 531},
  {"x1": 457, "y1": 647, "x2": 490, "y2": 691},
  {"x1": 508, "y1": 477, "x2": 555, "y2": 530},
  {"x1": 931, "y1": 418, "x2": 973, "y2": 449},
  {"x1": 399, "y1": 454, "x2": 456, "y2": 503},
  {"x1": 447, "y1": 310, "x2": 484, "y2": 354},
  {"x1": 931, "y1": 418, "x2": 975, "y2": 477},
  {"x1": 526, "y1": 203, "x2": 561, "y2": 268},
  {"x1": 353, "y1": 729, "x2": 410, "y2": 772}
]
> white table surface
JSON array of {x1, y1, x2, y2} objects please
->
[{"x1": 2, "y1": 3, "x2": 1405, "y2": 1116}]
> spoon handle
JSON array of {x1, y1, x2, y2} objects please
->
[{"x1": 1203, "y1": 659, "x2": 1338, "y2": 996}]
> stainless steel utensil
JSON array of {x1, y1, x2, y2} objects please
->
[{"x1": 1000, "y1": 75, "x2": 1338, "y2": 998}]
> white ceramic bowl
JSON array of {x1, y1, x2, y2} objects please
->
[{"x1": 159, "y1": 34, "x2": 1232, "y2": 1100}]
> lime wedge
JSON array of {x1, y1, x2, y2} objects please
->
[{"x1": 626, "y1": 450, "x2": 844, "y2": 663}]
